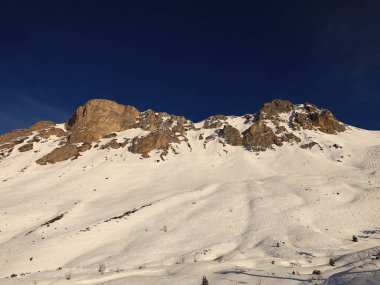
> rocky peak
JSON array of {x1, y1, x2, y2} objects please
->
[
  {"x1": 252, "y1": 99, "x2": 346, "y2": 134},
  {"x1": 292, "y1": 103, "x2": 346, "y2": 134},
  {"x1": 0, "y1": 98, "x2": 349, "y2": 165},
  {"x1": 203, "y1": 114, "x2": 227, "y2": 129},
  {"x1": 67, "y1": 99, "x2": 140, "y2": 143},
  {"x1": 29, "y1": 121, "x2": 56, "y2": 131},
  {"x1": 257, "y1": 99, "x2": 294, "y2": 121}
]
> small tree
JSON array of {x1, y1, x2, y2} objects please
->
[
  {"x1": 352, "y1": 235, "x2": 358, "y2": 242},
  {"x1": 98, "y1": 263, "x2": 106, "y2": 274},
  {"x1": 201, "y1": 276, "x2": 209, "y2": 285},
  {"x1": 329, "y1": 258, "x2": 335, "y2": 266},
  {"x1": 64, "y1": 272, "x2": 71, "y2": 280}
]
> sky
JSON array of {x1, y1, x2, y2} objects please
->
[{"x1": 0, "y1": 0, "x2": 380, "y2": 134}]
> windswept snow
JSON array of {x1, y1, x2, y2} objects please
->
[{"x1": 0, "y1": 124, "x2": 379, "y2": 285}]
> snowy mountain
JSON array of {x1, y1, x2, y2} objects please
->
[{"x1": 0, "y1": 99, "x2": 379, "y2": 285}]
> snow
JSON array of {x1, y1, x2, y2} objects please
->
[{"x1": 0, "y1": 122, "x2": 379, "y2": 285}]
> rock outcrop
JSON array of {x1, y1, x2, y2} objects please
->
[
  {"x1": 129, "y1": 130, "x2": 180, "y2": 158},
  {"x1": 29, "y1": 121, "x2": 56, "y2": 131},
  {"x1": 36, "y1": 144, "x2": 88, "y2": 165},
  {"x1": 203, "y1": 114, "x2": 227, "y2": 129},
  {"x1": 242, "y1": 122, "x2": 283, "y2": 151},
  {"x1": 18, "y1": 143, "x2": 33, "y2": 152},
  {"x1": 67, "y1": 99, "x2": 140, "y2": 143},
  {"x1": 0, "y1": 120, "x2": 66, "y2": 156},
  {"x1": 258, "y1": 99, "x2": 294, "y2": 121},
  {"x1": 291, "y1": 103, "x2": 346, "y2": 134},
  {"x1": 0, "y1": 98, "x2": 348, "y2": 165},
  {"x1": 221, "y1": 125, "x2": 242, "y2": 146}
]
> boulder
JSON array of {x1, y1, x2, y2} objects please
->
[
  {"x1": 18, "y1": 143, "x2": 33, "y2": 152},
  {"x1": 36, "y1": 144, "x2": 85, "y2": 165},
  {"x1": 221, "y1": 125, "x2": 242, "y2": 146}
]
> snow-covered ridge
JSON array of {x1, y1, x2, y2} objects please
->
[
  {"x1": 0, "y1": 99, "x2": 348, "y2": 166},
  {"x1": 0, "y1": 99, "x2": 379, "y2": 285}
]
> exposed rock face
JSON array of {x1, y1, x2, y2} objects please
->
[
  {"x1": 0, "y1": 98, "x2": 348, "y2": 165},
  {"x1": 243, "y1": 122, "x2": 283, "y2": 151},
  {"x1": 221, "y1": 125, "x2": 242, "y2": 146},
  {"x1": 292, "y1": 103, "x2": 345, "y2": 134},
  {"x1": 18, "y1": 143, "x2": 33, "y2": 152},
  {"x1": 33, "y1": 99, "x2": 195, "y2": 163},
  {"x1": 36, "y1": 144, "x2": 83, "y2": 165},
  {"x1": 0, "y1": 121, "x2": 66, "y2": 159},
  {"x1": 100, "y1": 139, "x2": 128, "y2": 150},
  {"x1": 258, "y1": 99, "x2": 294, "y2": 121},
  {"x1": 256, "y1": 100, "x2": 345, "y2": 134},
  {"x1": 38, "y1": 128, "x2": 66, "y2": 139},
  {"x1": 129, "y1": 130, "x2": 179, "y2": 157},
  {"x1": 0, "y1": 129, "x2": 32, "y2": 145},
  {"x1": 203, "y1": 114, "x2": 227, "y2": 129},
  {"x1": 137, "y1": 110, "x2": 162, "y2": 131},
  {"x1": 300, "y1": 141, "x2": 320, "y2": 149},
  {"x1": 29, "y1": 121, "x2": 56, "y2": 131},
  {"x1": 78, "y1": 142, "x2": 92, "y2": 152},
  {"x1": 67, "y1": 99, "x2": 140, "y2": 143},
  {"x1": 0, "y1": 130, "x2": 31, "y2": 155}
]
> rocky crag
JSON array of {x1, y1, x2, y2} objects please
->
[{"x1": 0, "y1": 99, "x2": 346, "y2": 165}]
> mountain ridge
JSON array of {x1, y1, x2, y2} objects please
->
[
  {"x1": 0, "y1": 99, "x2": 347, "y2": 165},
  {"x1": 0, "y1": 99, "x2": 379, "y2": 284}
]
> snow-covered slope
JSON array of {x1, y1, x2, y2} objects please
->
[{"x1": 0, "y1": 100, "x2": 379, "y2": 285}]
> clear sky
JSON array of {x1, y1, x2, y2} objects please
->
[{"x1": 1, "y1": 0, "x2": 379, "y2": 134}]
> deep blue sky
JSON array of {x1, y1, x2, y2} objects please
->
[{"x1": 1, "y1": 0, "x2": 380, "y2": 134}]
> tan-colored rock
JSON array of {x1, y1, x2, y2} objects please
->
[
  {"x1": 27, "y1": 136, "x2": 41, "y2": 143},
  {"x1": 78, "y1": 142, "x2": 92, "y2": 152},
  {"x1": 0, "y1": 142, "x2": 16, "y2": 151},
  {"x1": 100, "y1": 139, "x2": 128, "y2": 150},
  {"x1": 293, "y1": 104, "x2": 345, "y2": 134},
  {"x1": 129, "y1": 130, "x2": 179, "y2": 157},
  {"x1": 281, "y1": 133, "x2": 301, "y2": 144},
  {"x1": 168, "y1": 116, "x2": 189, "y2": 135},
  {"x1": 221, "y1": 125, "x2": 242, "y2": 146},
  {"x1": 18, "y1": 143, "x2": 33, "y2": 152},
  {"x1": 203, "y1": 115, "x2": 226, "y2": 129},
  {"x1": 0, "y1": 129, "x2": 32, "y2": 145},
  {"x1": 36, "y1": 144, "x2": 81, "y2": 165},
  {"x1": 258, "y1": 99, "x2": 294, "y2": 120},
  {"x1": 0, "y1": 98, "x2": 347, "y2": 164},
  {"x1": 243, "y1": 122, "x2": 283, "y2": 151},
  {"x1": 300, "y1": 142, "x2": 319, "y2": 149},
  {"x1": 213, "y1": 114, "x2": 227, "y2": 121},
  {"x1": 294, "y1": 113, "x2": 313, "y2": 130},
  {"x1": 104, "y1": 133, "x2": 117, "y2": 138},
  {"x1": 38, "y1": 128, "x2": 66, "y2": 139},
  {"x1": 67, "y1": 99, "x2": 140, "y2": 143},
  {"x1": 137, "y1": 110, "x2": 163, "y2": 131},
  {"x1": 29, "y1": 121, "x2": 55, "y2": 131},
  {"x1": 311, "y1": 110, "x2": 345, "y2": 134},
  {"x1": 0, "y1": 136, "x2": 29, "y2": 151}
]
